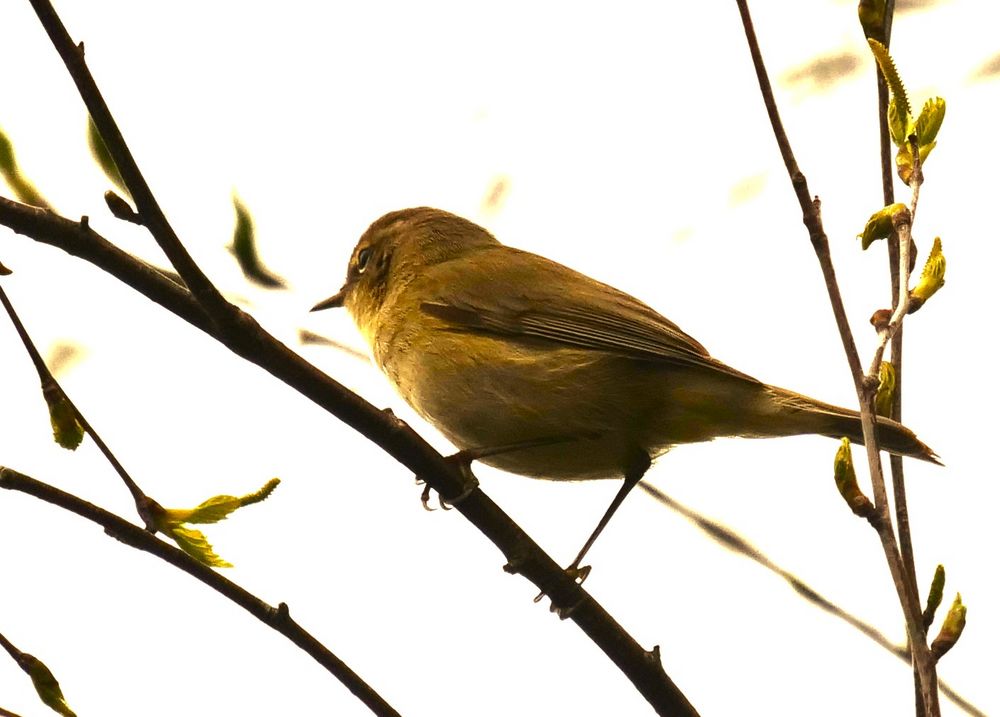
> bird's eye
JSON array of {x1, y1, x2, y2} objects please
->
[{"x1": 356, "y1": 247, "x2": 372, "y2": 273}]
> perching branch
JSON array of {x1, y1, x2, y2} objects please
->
[
  {"x1": 7, "y1": 3, "x2": 706, "y2": 712},
  {"x1": 0, "y1": 190, "x2": 698, "y2": 715}
]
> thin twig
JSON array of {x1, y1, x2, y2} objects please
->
[
  {"x1": 638, "y1": 483, "x2": 985, "y2": 717},
  {"x1": 0, "y1": 281, "x2": 156, "y2": 529},
  {"x1": 27, "y1": 0, "x2": 234, "y2": 328},
  {"x1": 876, "y1": 8, "x2": 924, "y2": 709},
  {"x1": 733, "y1": 2, "x2": 938, "y2": 713},
  {"x1": 0, "y1": 466, "x2": 402, "y2": 717}
]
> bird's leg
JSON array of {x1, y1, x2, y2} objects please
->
[
  {"x1": 537, "y1": 449, "x2": 652, "y2": 600},
  {"x1": 419, "y1": 435, "x2": 577, "y2": 510}
]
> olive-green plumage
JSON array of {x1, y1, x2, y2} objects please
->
[{"x1": 312, "y1": 207, "x2": 938, "y2": 483}]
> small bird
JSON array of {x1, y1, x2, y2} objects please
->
[{"x1": 312, "y1": 207, "x2": 937, "y2": 576}]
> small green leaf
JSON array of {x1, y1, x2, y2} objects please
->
[
  {"x1": 166, "y1": 525, "x2": 233, "y2": 568},
  {"x1": 895, "y1": 144, "x2": 915, "y2": 184},
  {"x1": 0, "y1": 127, "x2": 13, "y2": 172},
  {"x1": 43, "y1": 384, "x2": 84, "y2": 451},
  {"x1": 23, "y1": 653, "x2": 77, "y2": 717},
  {"x1": 931, "y1": 593, "x2": 967, "y2": 660},
  {"x1": 229, "y1": 195, "x2": 286, "y2": 289},
  {"x1": 87, "y1": 115, "x2": 128, "y2": 198},
  {"x1": 914, "y1": 97, "x2": 946, "y2": 147},
  {"x1": 155, "y1": 478, "x2": 280, "y2": 567},
  {"x1": 0, "y1": 126, "x2": 51, "y2": 209},
  {"x1": 834, "y1": 438, "x2": 874, "y2": 519},
  {"x1": 917, "y1": 139, "x2": 937, "y2": 166},
  {"x1": 887, "y1": 97, "x2": 910, "y2": 147},
  {"x1": 868, "y1": 39, "x2": 911, "y2": 121},
  {"x1": 923, "y1": 564, "x2": 945, "y2": 630},
  {"x1": 162, "y1": 477, "x2": 281, "y2": 525},
  {"x1": 874, "y1": 362, "x2": 896, "y2": 418},
  {"x1": 858, "y1": 203, "x2": 908, "y2": 249},
  {"x1": 909, "y1": 237, "x2": 945, "y2": 311},
  {"x1": 168, "y1": 495, "x2": 243, "y2": 525}
]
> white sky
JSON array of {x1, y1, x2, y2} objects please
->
[{"x1": 1, "y1": 2, "x2": 997, "y2": 716}]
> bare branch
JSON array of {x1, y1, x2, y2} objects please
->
[{"x1": 0, "y1": 466, "x2": 401, "y2": 717}]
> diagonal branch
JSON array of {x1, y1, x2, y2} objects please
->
[
  {"x1": 0, "y1": 193, "x2": 699, "y2": 716},
  {"x1": 26, "y1": 0, "x2": 233, "y2": 327},
  {"x1": 0, "y1": 466, "x2": 401, "y2": 717},
  {"x1": 638, "y1": 483, "x2": 984, "y2": 717}
]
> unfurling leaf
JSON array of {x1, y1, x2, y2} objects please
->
[
  {"x1": 887, "y1": 97, "x2": 910, "y2": 148},
  {"x1": 23, "y1": 653, "x2": 77, "y2": 717},
  {"x1": 166, "y1": 525, "x2": 233, "y2": 568},
  {"x1": 43, "y1": 383, "x2": 84, "y2": 450},
  {"x1": 868, "y1": 39, "x2": 911, "y2": 123},
  {"x1": 161, "y1": 477, "x2": 281, "y2": 525},
  {"x1": 858, "y1": 203, "x2": 908, "y2": 249},
  {"x1": 165, "y1": 495, "x2": 242, "y2": 525},
  {"x1": 834, "y1": 438, "x2": 874, "y2": 519},
  {"x1": 0, "y1": 126, "x2": 51, "y2": 209},
  {"x1": 896, "y1": 146, "x2": 915, "y2": 184},
  {"x1": 228, "y1": 195, "x2": 286, "y2": 288},
  {"x1": 923, "y1": 564, "x2": 946, "y2": 630},
  {"x1": 931, "y1": 593, "x2": 967, "y2": 660},
  {"x1": 155, "y1": 478, "x2": 280, "y2": 567},
  {"x1": 87, "y1": 115, "x2": 129, "y2": 198},
  {"x1": 874, "y1": 362, "x2": 896, "y2": 418},
  {"x1": 914, "y1": 97, "x2": 946, "y2": 147},
  {"x1": 909, "y1": 237, "x2": 946, "y2": 312}
]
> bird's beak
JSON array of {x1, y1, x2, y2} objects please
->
[{"x1": 310, "y1": 287, "x2": 346, "y2": 312}]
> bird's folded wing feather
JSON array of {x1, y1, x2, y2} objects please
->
[{"x1": 418, "y1": 247, "x2": 758, "y2": 383}]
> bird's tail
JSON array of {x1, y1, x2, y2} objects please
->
[{"x1": 764, "y1": 385, "x2": 940, "y2": 464}]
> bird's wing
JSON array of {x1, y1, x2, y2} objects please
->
[{"x1": 418, "y1": 247, "x2": 759, "y2": 383}]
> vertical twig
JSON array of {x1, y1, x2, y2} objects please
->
[
  {"x1": 733, "y1": 2, "x2": 939, "y2": 714},
  {"x1": 874, "y1": 3, "x2": 923, "y2": 669}
]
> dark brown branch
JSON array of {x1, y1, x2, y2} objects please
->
[
  {"x1": 0, "y1": 466, "x2": 400, "y2": 717},
  {"x1": 0, "y1": 194, "x2": 698, "y2": 716},
  {"x1": 27, "y1": 0, "x2": 233, "y2": 328}
]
